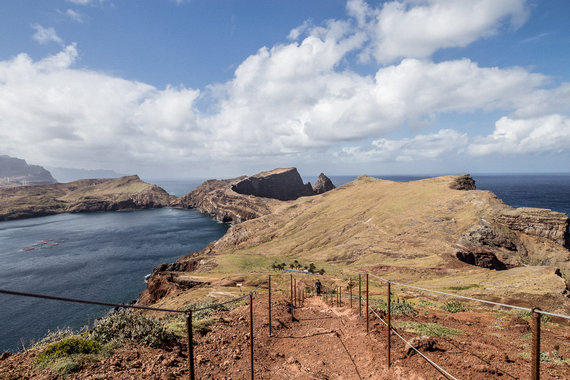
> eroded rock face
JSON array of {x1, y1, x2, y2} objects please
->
[
  {"x1": 231, "y1": 167, "x2": 314, "y2": 201},
  {"x1": 455, "y1": 247, "x2": 507, "y2": 270},
  {"x1": 449, "y1": 174, "x2": 476, "y2": 190},
  {"x1": 313, "y1": 173, "x2": 336, "y2": 194},
  {"x1": 497, "y1": 208, "x2": 570, "y2": 249},
  {"x1": 174, "y1": 178, "x2": 281, "y2": 224}
]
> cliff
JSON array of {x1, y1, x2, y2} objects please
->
[
  {"x1": 173, "y1": 168, "x2": 335, "y2": 224},
  {"x1": 0, "y1": 175, "x2": 174, "y2": 221},
  {"x1": 0, "y1": 155, "x2": 56, "y2": 187}
]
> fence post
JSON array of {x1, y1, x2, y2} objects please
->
[
  {"x1": 294, "y1": 279, "x2": 297, "y2": 308},
  {"x1": 350, "y1": 284, "x2": 353, "y2": 309},
  {"x1": 387, "y1": 281, "x2": 391, "y2": 367},
  {"x1": 250, "y1": 293, "x2": 254, "y2": 380},
  {"x1": 186, "y1": 311, "x2": 195, "y2": 380},
  {"x1": 268, "y1": 275, "x2": 272, "y2": 337},
  {"x1": 290, "y1": 274, "x2": 294, "y2": 322},
  {"x1": 359, "y1": 274, "x2": 362, "y2": 317},
  {"x1": 366, "y1": 273, "x2": 369, "y2": 335},
  {"x1": 531, "y1": 307, "x2": 541, "y2": 380},
  {"x1": 340, "y1": 287, "x2": 342, "y2": 307}
]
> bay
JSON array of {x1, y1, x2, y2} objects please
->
[{"x1": 0, "y1": 208, "x2": 228, "y2": 353}]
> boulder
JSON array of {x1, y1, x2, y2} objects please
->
[
  {"x1": 449, "y1": 174, "x2": 476, "y2": 190},
  {"x1": 312, "y1": 173, "x2": 336, "y2": 194}
]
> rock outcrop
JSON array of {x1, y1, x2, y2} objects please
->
[
  {"x1": 231, "y1": 168, "x2": 315, "y2": 201},
  {"x1": 496, "y1": 208, "x2": 570, "y2": 249},
  {"x1": 449, "y1": 174, "x2": 476, "y2": 190},
  {"x1": 312, "y1": 173, "x2": 336, "y2": 194},
  {"x1": 0, "y1": 155, "x2": 57, "y2": 187},
  {"x1": 174, "y1": 178, "x2": 282, "y2": 224},
  {"x1": 455, "y1": 246, "x2": 508, "y2": 270},
  {"x1": 174, "y1": 168, "x2": 335, "y2": 224},
  {"x1": 0, "y1": 175, "x2": 174, "y2": 221}
]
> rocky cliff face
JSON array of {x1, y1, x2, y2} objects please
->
[
  {"x1": 174, "y1": 168, "x2": 335, "y2": 224},
  {"x1": 496, "y1": 208, "x2": 569, "y2": 249},
  {"x1": 449, "y1": 174, "x2": 476, "y2": 190},
  {"x1": 231, "y1": 168, "x2": 315, "y2": 201},
  {"x1": 313, "y1": 173, "x2": 336, "y2": 194},
  {"x1": 0, "y1": 175, "x2": 174, "y2": 221},
  {"x1": 0, "y1": 155, "x2": 56, "y2": 187},
  {"x1": 173, "y1": 178, "x2": 282, "y2": 224}
]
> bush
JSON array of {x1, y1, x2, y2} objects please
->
[
  {"x1": 90, "y1": 310, "x2": 172, "y2": 348},
  {"x1": 373, "y1": 299, "x2": 418, "y2": 316},
  {"x1": 36, "y1": 337, "x2": 101, "y2": 364},
  {"x1": 440, "y1": 300, "x2": 466, "y2": 313},
  {"x1": 32, "y1": 327, "x2": 76, "y2": 348}
]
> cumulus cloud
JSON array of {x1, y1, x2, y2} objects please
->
[
  {"x1": 337, "y1": 129, "x2": 468, "y2": 162},
  {"x1": 32, "y1": 25, "x2": 63, "y2": 45},
  {"x1": 348, "y1": 0, "x2": 528, "y2": 63},
  {"x1": 0, "y1": 45, "x2": 203, "y2": 171},
  {"x1": 469, "y1": 115, "x2": 570, "y2": 155},
  {"x1": 2, "y1": 0, "x2": 568, "y2": 176}
]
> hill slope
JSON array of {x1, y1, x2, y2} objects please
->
[
  {"x1": 142, "y1": 174, "x2": 569, "y2": 314},
  {"x1": 0, "y1": 175, "x2": 174, "y2": 221}
]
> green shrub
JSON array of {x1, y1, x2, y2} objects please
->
[
  {"x1": 373, "y1": 299, "x2": 418, "y2": 316},
  {"x1": 36, "y1": 337, "x2": 101, "y2": 364},
  {"x1": 396, "y1": 321, "x2": 462, "y2": 337},
  {"x1": 440, "y1": 300, "x2": 466, "y2": 313},
  {"x1": 90, "y1": 310, "x2": 172, "y2": 348}
]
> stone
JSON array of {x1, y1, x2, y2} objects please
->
[
  {"x1": 449, "y1": 174, "x2": 476, "y2": 190},
  {"x1": 405, "y1": 335, "x2": 442, "y2": 357},
  {"x1": 312, "y1": 173, "x2": 336, "y2": 194}
]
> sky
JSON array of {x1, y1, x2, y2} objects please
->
[{"x1": 0, "y1": 0, "x2": 569, "y2": 179}]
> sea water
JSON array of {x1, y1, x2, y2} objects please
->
[{"x1": 0, "y1": 208, "x2": 228, "y2": 353}]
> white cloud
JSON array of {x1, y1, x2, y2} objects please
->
[
  {"x1": 64, "y1": 9, "x2": 84, "y2": 23},
  {"x1": 66, "y1": 0, "x2": 92, "y2": 5},
  {"x1": 469, "y1": 115, "x2": 570, "y2": 155},
  {"x1": 337, "y1": 129, "x2": 468, "y2": 162},
  {"x1": 348, "y1": 0, "x2": 528, "y2": 63},
  {"x1": 32, "y1": 25, "x2": 63, "y2": 45},
  {"x1": 0, "y1": 45, "x2": 203, "y2": 172}
]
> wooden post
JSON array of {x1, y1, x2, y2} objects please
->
[
  {"x1": 290, "y1": 274, "x2": 294, "y2": 322},
  {"x1": 268, "y1": 275, "x2": 272, "y2": 337},
  {"x1": 340, "y1": 287, "x2": 342, "y2": 307},
  {"x1": 350, "y1": 284, "x2": 353, "y2": 309},
  {"x1": 294, "y1": 279, "x2": 297, "y2": 308},
  {"x1": 531, "y1": 308, "x2": 541, "y2": 380},
  {"x1": 250, "y1": 293, "x2": 254, "y2": 380},
  {"x1": 186, "y1": 311, "x2": 195, "y2": 380},
  {"x1": 366, "y1": 273, "x2": 369, "y2": 334},
  {"x1": 387, "y1": 281, "x2": 391, "y2": 367},
  {"x1": 359, "y1": 274, "x2": 362, "y2": 317}
]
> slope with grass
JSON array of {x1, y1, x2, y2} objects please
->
[{"x1": 142, "y1": 174, "x2": 570, "y2": 315}]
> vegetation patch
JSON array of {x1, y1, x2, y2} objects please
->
[
  {"x1": 90, "y1": 310, "x2": 173, "y2": 348},
  {"x1": 374, "y1": 299, "x2": 418, "y2": 316},
  {"x1": 446, "y1": 284, "x2": 482, "y2": 291},
  {"x1": 35, "y1": 336, "x2": 106, "y2": 376},
  {"x1": 440, "y1": 300, "x2": 467, "y2": 313},
  {"x1": 396, "y1": 321, "x2": 462, "y2": 337},
  {"x1": 271, "y1": 260, "x2": 325, "y2": 274}
]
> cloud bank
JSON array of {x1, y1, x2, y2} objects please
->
[{"x1": 1, "y1": 0, "x2": 569, "y2": 176}]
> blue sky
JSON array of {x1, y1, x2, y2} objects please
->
[{"x1": 1, "y1": 0, "x2": 569, "y2": 179}]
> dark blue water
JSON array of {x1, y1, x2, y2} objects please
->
[{"x1": 0, "y1": 208, "x2": 228, "y2": 353}]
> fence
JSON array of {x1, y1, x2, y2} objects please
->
[{"x1": 2, "y1": 271, "x2": 569, "y2": 379}]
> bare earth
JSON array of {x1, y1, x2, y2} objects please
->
[{"x1": 2, "y1": 291, "x2": 568, "y2": 379}]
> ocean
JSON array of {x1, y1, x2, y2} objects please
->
[{"x1": 0, "y1": 174, "x2": 569, "y2": 353}]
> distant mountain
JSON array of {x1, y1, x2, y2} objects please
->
[
  {"x1": 46, "y1": 167, "x2": 125, "y2": 183},
  {"x1": 0, "y1": 155, "x2": 57, "y2": 187}
]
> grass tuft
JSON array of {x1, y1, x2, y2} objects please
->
[{"x1": 396, "y1": 321, "x2": 462, "y2": 337}]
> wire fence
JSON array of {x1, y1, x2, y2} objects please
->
[{"x1": 1, "y1": 271, "x2": 569, "y2": 379}]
